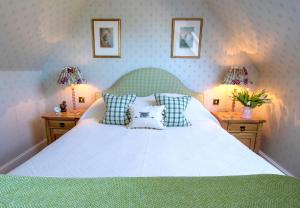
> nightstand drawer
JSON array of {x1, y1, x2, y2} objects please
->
[
  {"x1": 49, "y1": 129, "x2": 69, "y2": 143},
  {"x1": 51, "y1": 128, "x2": 69, "y2": 135},
  {"x1": 228, "y1": 123, "x2": 258, "y2": 132},
  {"x1": 48, "y1": 120, "x2": 76, "y2": 129},
  {"x1": 231, "y1": 133, "x2": 256, "y2": 150}
]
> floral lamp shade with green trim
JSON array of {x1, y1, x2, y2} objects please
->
[
  {"x1": 223, "y1": 66, "x2": 249, "y2": 85},
  {"x1": 57, "y1": 66, "x2": 86, "y2": 86}
]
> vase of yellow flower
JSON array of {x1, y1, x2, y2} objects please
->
[{"x1": 232, "y1": 89, "x2": 272, "y2": 119}]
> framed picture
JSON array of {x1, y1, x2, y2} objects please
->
[
  {"x1": 92, "y1": 19, "x2": 121, "y2": 58},
  {"x1": 171, "y1": 18, "x2": 203, "y2": 58}
]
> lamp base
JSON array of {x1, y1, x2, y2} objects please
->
[
  {"x1": 231, "y1": 99, "x2": 236, "y2": 112},
  {"x1": 231, "y1": 88, "x2": 237, "y2": 112},
  {"x1": 71, "y1": 86, "x2": 77, "y2": 112}
]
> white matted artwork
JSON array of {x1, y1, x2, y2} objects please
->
[
  {"x1": 171, "y1": 18, "x2": 203, "y2": 58},
  {"x1": 92, "y1": 19, "x2": 121, "y2": 58}
]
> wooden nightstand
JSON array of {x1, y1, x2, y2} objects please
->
[
  {"x1": 42, "y1": 110, "x2": 85, "y2": 145},
  {"x1": 212, "y1": 111, "x2": 265, "y2": 153}
]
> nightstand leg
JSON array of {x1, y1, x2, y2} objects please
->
[
  {"x1": 254, "y1": 123, "x2": 263, "y2": 153},
  {"x1": 45, "y1": 120, "x2": 51, "y2": 145}
]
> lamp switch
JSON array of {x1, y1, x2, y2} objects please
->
[
  {"x1": 213, "y1": 99, "x2": 219, "y2": 105},
  {"x1": 79, "y1": 97, "x2": 85, "y2": 103}
]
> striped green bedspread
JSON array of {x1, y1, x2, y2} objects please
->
[{"x1": 0, "y1": 174, "x2": 299, "y2": 208}]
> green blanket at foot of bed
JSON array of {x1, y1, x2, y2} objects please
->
[{"x1": 0, "y1": 174, "x2": 299, "y2": 208}]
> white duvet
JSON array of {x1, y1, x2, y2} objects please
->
[{"x1": 10, "y1": 95, "x2": 282, "y2": 177}]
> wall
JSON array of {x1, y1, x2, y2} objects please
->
[
  {"x1": 256, "y1": 69, "x2": 300, "y2": 177},
  {"x1": 0, "y1": 71, "x2": 45, "y2": 169},
  {"x1": 0, "y1": 0, "x2": 88, "y2": 170},
  {"x1": 207, "y1": 0, "x2": 300, "y2": 177},
  {"x1": 40, "y1": 0, "x2": 258, "y2": 112},
  {"x1": 0, "y1": 0, "x2": 87, "y2": 71}
]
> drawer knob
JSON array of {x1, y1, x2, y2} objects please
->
[
  {"x1": 59, "y1": 123, "x2": 65, "y2": 127},
  {"x1": 240, "y1": 126, "x2": 246, "y2": 131}
]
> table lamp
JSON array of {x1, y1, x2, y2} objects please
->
[
  {"x1": 57, "y1": 66, "x2": 86, "y2": 113},
  {"x1": 223, "y1": 66, "x2": 249, "y2": 112}
]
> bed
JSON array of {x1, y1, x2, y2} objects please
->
[
  {"x1": 9, "y1": 68, "x2": 282, "y2": 177},
  {"x1": 2, "y1": 68, "x2": 299, "y2": 207}
]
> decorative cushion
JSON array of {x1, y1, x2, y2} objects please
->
[
  {"x1": 102, "y1": 93, "x2": 136, "y2": 125},
  {"x1": 155, "y1": 94, "x2": 191, "y2": 127},
  {"x1": 127, "y1": 105, "x2": 165, "y2": 130},
  {"x1": 157, "y1": 93, "x2": 215, "y2": 123}
]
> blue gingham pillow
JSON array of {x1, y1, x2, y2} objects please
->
[
  {"x1": 102, "y1": 93, "x2": 136, "y2": 125},
  {"x1": 155, "y1": 94, "x2": 191, "y2": 127}
]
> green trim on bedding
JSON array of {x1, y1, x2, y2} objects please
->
[
  {"x1": 1, "y1": 174, "x2": 299, "y2": 208},
  {"x1": 103, "y1": 68, "x2": 204, "y2": 104}
]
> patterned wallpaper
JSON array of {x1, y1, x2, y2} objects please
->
[
  {"x1": 0, "y1": 0, "x2": 97, "y2": 168},
  {"x1": 0, "y1": 71, "x2": 45, "y2": 167},
  {"x1": 40, "y1": 0, "x2": 258, "y2": 112},
  {"x1": 207, "y1": 0, "x2": 300, "y2": 177},
  {"x1": 0, "y1": 0, "x2": 87, "y2": 71}
]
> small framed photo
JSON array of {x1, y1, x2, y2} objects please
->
[
  {"x1": 92, "y1": 19, "x2": 121, "y2": 58},
  {"x1": 171, "y1": 18, "x2": 203, "y2": 58}
]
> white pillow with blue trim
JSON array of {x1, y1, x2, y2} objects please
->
[
  {"x1": 128, "y1": 105, "x2": 165, "y2": 129},
  {"x1": 155, "y1": 94, "x2": 191, "y2": 127},
  {"x1": 102, "y1": 93, "x2": 136, "y2": 125}
]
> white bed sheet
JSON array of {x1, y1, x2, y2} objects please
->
[{"x1": 10, "y1": 99, "x2": 282, "y2": 177}]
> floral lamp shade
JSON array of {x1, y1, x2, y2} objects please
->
[
  {"x1": 223, "y1": 66, "x2": 250, "y2": 112},
  {"x1": 57, "y1": 66, "x2": 86, "y2": 112},
  {"x1": 57, "y1": 66, "x2": 86, "y2": 85},
  {"x1": 223, "y1": 66, "x2": 249, "y2": 85}
]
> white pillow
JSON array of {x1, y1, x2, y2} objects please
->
[
  {"x1": 128, "y1": 105, "x2": 165, "y2": 130},
  {"x1": 132, "y1": 95, "x2": 156, "y2": 106},
  {"x1": 79, "y1": 98, "x2": 106, "y2": 123}
]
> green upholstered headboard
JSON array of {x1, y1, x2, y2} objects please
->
[{"x1": 100, "y1": 68, "x2": 204, "y2": 103}]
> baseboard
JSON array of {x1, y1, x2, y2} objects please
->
[
  {"x1": 0, "y1": 139, "x2": 47, "y2": 174},
  {"x1": 259, "y1": 150, "x2": 294, "y2": 177}
]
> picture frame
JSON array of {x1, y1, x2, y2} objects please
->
[
  {"x1": 171, "y1": 18, "x2": 203, "y2": 58},
  {"x1": 91, "y1": 19, "x2": 121, "y2": 58}
]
